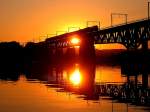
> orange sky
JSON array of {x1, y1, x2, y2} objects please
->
[{"x1": 0, "y1": 0, "x2": 149, "y2": 44}]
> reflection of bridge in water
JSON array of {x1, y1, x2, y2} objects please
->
[{"x1": 25, "y1": 58, "x2": 150, "y2": 106}]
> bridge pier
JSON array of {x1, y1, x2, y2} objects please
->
[
  {"x1": 79, "y1": 34, "x2": 95, "y2": 61},
  {"x1": 55, "y1": 48, "x2": 64, "y2": 63}
]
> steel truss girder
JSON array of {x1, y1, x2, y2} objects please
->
[{"x1": 95, "y1": 19, "x2": 150, "y2": 49}]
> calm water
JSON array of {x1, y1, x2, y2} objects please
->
[{"x1": 0, "y1": 63, "x2": 150, "y2": 112}]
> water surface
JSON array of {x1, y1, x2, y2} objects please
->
[{"x1": 0, "y1": 63, "x2": 149, "y2": 112}]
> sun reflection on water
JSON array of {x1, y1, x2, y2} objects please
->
[{"x1": 69, "y1": 66, "x2": 82, "y2": 86}]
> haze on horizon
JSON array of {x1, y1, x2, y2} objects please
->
[{"x1": 0, "y1": 0, "x2": 149, "y2": 46}]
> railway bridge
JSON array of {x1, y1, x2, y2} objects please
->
[{"x1": 45, "y1": 19, "x2": 150, "y2": 58}]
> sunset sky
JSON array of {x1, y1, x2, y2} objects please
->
[{"x1": 0, "y1": 0, "x2": 149, "y2": 43}]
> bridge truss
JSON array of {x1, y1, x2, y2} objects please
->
[
  {"x1": 95, "y1": 19, "x2": 150, "y2": 49},
  {"x1": 46, "y1": 19, "x2": 150, "y2": 50}
]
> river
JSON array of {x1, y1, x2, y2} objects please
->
[{"x1": 0, "y1": 62, "x2": 149, "y2": 112}]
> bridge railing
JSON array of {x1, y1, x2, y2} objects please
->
[{"x1": 100, "y1": 18, "x2": 149, "y2": 30}]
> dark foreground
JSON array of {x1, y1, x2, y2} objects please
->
[{"x1": 0, "y1": 42, "x2": 150, "y2": 112}]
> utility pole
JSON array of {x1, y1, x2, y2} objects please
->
[
  {"x1": 56, "y1": 31, "x2": 67, "y2": 35},
  {"x1": 46, "y1": 34, "x2": 57, "y2": 38},
  {"x1": 68, "y1": 27, "x2": 80, "y2": 32},
  {"x1": 87, "y1": 21, "x2": 100, "y2": 30},
  {"x1": 111, "y1": 13, "x2": 128, "y2": 26}
]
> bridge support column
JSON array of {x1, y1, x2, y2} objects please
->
[
  {"x1": 48, "y1": 49, "x2": 56, "y2": 64},
  {"x1": 79, "y1": 34, "x2": 95, "y2": 61},
  {"x1": 55, "y1": 48, "x2": 64, "y2": 63}
]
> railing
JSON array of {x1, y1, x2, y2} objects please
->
[{"x1": 100, "y1": 18, "x2": 149, "y2": 30}]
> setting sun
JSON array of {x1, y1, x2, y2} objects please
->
[
  {"x1": 70, "y1": 68, "x2": 81, "y2": 85},
  {"x1": 70, "y1": 36, "x2": 80, "y2": 45}
]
